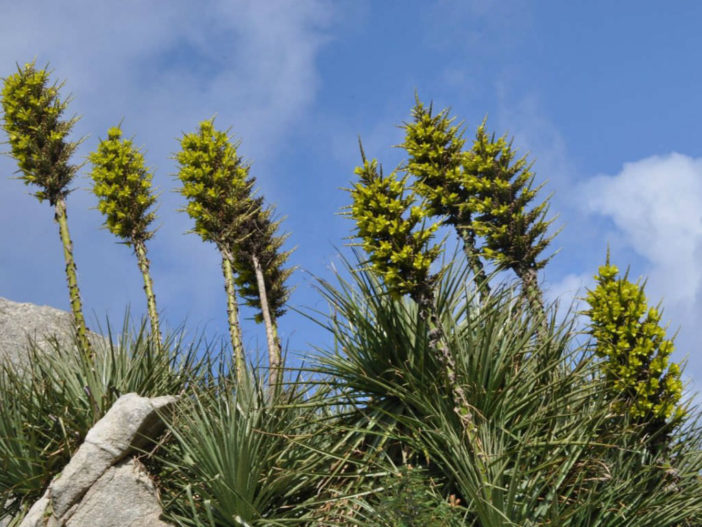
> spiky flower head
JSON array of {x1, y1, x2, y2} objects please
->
[
  {"x1": 233, "y1": 200, "x2": 294, "y2": 323},
  {"x1": 585, "y1": 257, "x2": 684, "y2": 423},
  {"x1": 349, "y1": 152, "x2": 441, "y2": 299},
  {"x1": 175, "y1": 119, "x2": 255, "y2": 247},
  {"x1": 465, "y1": 123, "x2": 554, "y2": 275},
  {"x1": 1, "y1": 62, "x2": 78, "y2": 205},
  {"x1": 403, "y1": 100, "x2": 467, "y2": 221},
  {"x1": 89, "y1": 127, "x2": 156, "y2": 243}
]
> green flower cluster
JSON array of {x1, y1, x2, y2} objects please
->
[
  {"x1": 175, "y1": 119, "x2": 292, "y2": 385},
  {"x1": 1, "y1": 62, "x2": 78, "y2": 205},
  {"x1": 403, "y1": 101, "x2": 468, "y2": 221},
  {"x1": 175, "y1": 119, "x2": 255, "y2": 246},
  {"x1": 586, "y1": 260, "x2": 684, "y2": 422},
  {"x1": 464, "y1": 124, "x2": 552, "y2": 275},
  {"x1": 350, "y1": 156, "x2": 440, "y2": 298},
  {"x1": 234, "y1": 201, "x2": 293, "y2": 323},
  {"x1": 89, "y1": 127, "x2": 156, "y2": 243},
  {"x1": 403, "y1": 101, "x2": 554, "y2": 310}
]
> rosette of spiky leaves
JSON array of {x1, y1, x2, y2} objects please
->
[
  {"x1": 233, "y1": 199, "x2": 293, "y2": 323},
  {"x1": 349, "y1": 152, "x2": 440, "y2": 300},
  {"x1": 585, "y1": 258, "x2": 685, "y2": 426},
  {"x1": 175, "y1": 119, "x2": 256, "y2": 248},
  {"x1": 464, "y1": 123, "x2": 555, "y2": 278},
  {"x1": 89, "y1": 127, "x2": 156, "y2": 243},
  {"x1": 1, "y1": 62, "x2": 78, "y2": 205}
]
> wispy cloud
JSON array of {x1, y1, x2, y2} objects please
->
[
  {"x1": 581, "y1": 153, "x2": 702, "y2": 309},
  {"x1": 579, "y1": 153, "x2": 702, "y2": 383},
  {"x1": 492, "y1": 93, "x2": 702, "y2": 388}
]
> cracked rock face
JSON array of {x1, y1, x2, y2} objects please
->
[
  {"x1": 19, "y1": 393, "x2": 177, "y2": 527},
  {"x1": 66, "y1": 459, "x2": 171, "y2": 527}
]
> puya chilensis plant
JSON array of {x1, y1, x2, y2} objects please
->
[
  {"x1": 233, "y1": 197, "x2": 293, "y2": 391},
  {"x1": 404, "y1": 100, "x2": 556, "y2": 319},
  {"x1": 348, "y1": 143, "x2": 480, "y2": 438},
  {"x1": 1, "y1": 62, "x2": 92, "y2": 355},
  {"x1": 465, "y1": 121, "x2": 555, "y2": 321},
  {"x1": 175, "y1": 119, "x2": 255, "y2": 381},
  {"x1": 403, "y1": 99, "x2": 490, "y2": 299},
  {"x1": 585, "y1": 253, "x2": 684, "y2": 435},
  {"x1": 89, "y1": 126, "x2": 162, "y2": 350}
]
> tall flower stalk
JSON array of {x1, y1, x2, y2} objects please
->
[
  {"x1": 1, "y1": 63, "x2": 92, "y2": 355},
  {"x1": 233, "y1": 199, "x2": 293, "y2": 392},
  {"x1": 175, "y1": 119, "x2": 254, "y2": 381},
  {"x1": 348, "y1": 146, "x2": 481, "y2": 445},
  {"x1": 465, "y1": 122, "x2": 555, "y2": 321},
  {"x1": 404, "y1": 100, "x2": 556, "y2": 322},
  {"x1": 89, "y1": 126, "x2": 161, "y2": 350}
]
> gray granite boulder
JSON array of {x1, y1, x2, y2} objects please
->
[
  {"x1": 66, "y1": 459, "x2": 171, "y2": 527},
  {"x1": 0, "y1": 297, "x2": 104, "y2": 370},
  {"x1": 0, "y1": 297, "x2": 76, "y2": 369},
  {"x1": 19, "y1": 393, "x2": 177, "y2": 527}
]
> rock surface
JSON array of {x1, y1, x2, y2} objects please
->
[
  {"x1": 0, "y1": 297, "x2": 76, "y2": 368},
  {"x1": 19, "y1": 393, "x2": 176, "y2": 527},
  {"x1": 66, "y1": 459, "x2": 171, "y2": 527}
]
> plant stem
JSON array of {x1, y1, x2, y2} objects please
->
[
  {"x1": 134, "y1": 239, "x2": 161, "y2": 352},
  {"x1": 414, "y1": 284, "x2": 487, "y2": 472},
  {"x1": 54, "y1": 197, "x2": 92, "y2": 357},
  {"x1": 252, "y1": 253, "x2": 282, "y2": 393},
  {"x1": 519, "y1": 267, "x2": 548, "y2": 336},
  {"x1": 221, "y1": 253, "x2": 245, "y2": 383},
  {"x1": 457, "y1": 223, "x2": 490, "y2": 301}
]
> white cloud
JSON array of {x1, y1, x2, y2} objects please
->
[
  {"x1": 581, "y1": 153, "x2": 702, "y2": 308},
  {"x1": 490, "y1": 94, "x2": 702, "y2": 387},
  {"x1": 580, "y1": 153, "x2": 702, "y2": 384},
  {"x1": 1, "y1": 0, "x2": 331, "y2": 162}
]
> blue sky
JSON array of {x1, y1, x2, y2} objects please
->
[{"x1": 1, "y1": 1, "x2": 701, "y2": 395}]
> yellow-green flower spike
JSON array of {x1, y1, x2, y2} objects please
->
[
  {"x1": 175, "y1": 119, "x2": 255, "y2": 247},
  {"x1": 1, "y1": 62, "x2": 79, "y2": 205},
  {"x1": 89, "y1": 127, "x2": 157, "y2": 243},
  {"x1": 585, "y1": 256, "x2": 685, "y2": 424},
  {"x1": 465, "y1": 122, "x2": 555, "y2": 277},
  {"x1": 403, "y1": 99, "x2": 466, "y2": 219},
  {"x1": 349, "y1": 152, "x2": 441, "y2": 299},
  {"x1": 1, "y1": 62, "x2": 92, "y2": 356},
  {"x1": 403, "y1": 100, "x2": 490, "y2": 296},
  {"x1": 89, "y1": 126, "x2": 162, "y2": 349},
  {"x1": 175, "y1": 119, "x2": 257, "y2": 383}
]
